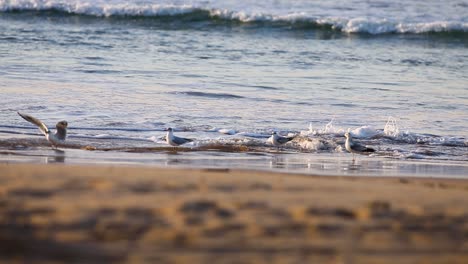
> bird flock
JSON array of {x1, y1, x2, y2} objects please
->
[{"x1": 17, "y1": 112, "x2": 375, "y2": 158}]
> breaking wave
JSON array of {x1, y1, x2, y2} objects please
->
[{"x1": 1, "y1": 1, "x2": 467, "y2": 35}]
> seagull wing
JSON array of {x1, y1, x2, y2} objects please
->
[
  {"x1": 18, "y1": 112, "x2": 49, "y2": 136},
  {"x1": 277, "y1": 135, "x2": 296, "y2": 144},
  {"x1": 173, "y1": 136, "x2": 193, "y2": 145},
  {"x1": 352, "y1": 142, "x2": 375, "y2": 153},
  {"x1": 277, "y1": 136, "x2": 294, "y2": 144}
]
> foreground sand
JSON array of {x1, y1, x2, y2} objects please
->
[{"x1": 0, "y1": 163, "x2": 467, "y2": 264}]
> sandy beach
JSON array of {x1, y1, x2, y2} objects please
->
[{"x1": 0, "y1": 163, "x2": 467, "y2": 264}]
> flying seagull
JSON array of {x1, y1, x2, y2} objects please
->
[
  {"x1": 269, "y1": 131, "x2": 295, "y2": 148},
  {"x1": 165, "y1": 127, "x2": 193, "y2": 146},
  {"x1": 17, "y1": 112, "x2": 68, "y2": 149},
  {"x1": 344, "y1": 132, "x2": 375, "y2": 160}
]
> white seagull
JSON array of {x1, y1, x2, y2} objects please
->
[
  {"x1": 165, "y1": 127, "x2": 193, "y2": 146},
  {"x1": 269, "y1": 131, "x2": 295, "y2": 148},
  {"x1": 18, "y1": 112, "x2": 68, "y2": 149},
  {"x1": 344, "y1": 132, "x2": 375, "y2": 160}
]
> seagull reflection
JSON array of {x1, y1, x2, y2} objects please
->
[{"x1": 46, "y1": 149, "x2": 66, "y2": 163}]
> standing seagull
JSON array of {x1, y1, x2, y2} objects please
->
[
  {"x1": 269, "y1": 131, "x2": 295, "y2": 148},
  {"x1": 17, "y1": 112, "x2": 68, "y2": 149},
  {"x1": 344, "y1": 132, "x2": 375, "y2": 160},
  {"x1": 165, "y1": 127, "x2": 193, "y2": 147}
]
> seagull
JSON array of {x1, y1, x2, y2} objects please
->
[
  {"x1": 17, "y1": 112, "x2": 68, "y2": 149},
  {"x1": 344, "y1": 132, "x2": 375, "y2": 160},
  {"x1": 269, "y1": 131, "x2": 295, "y2": 148},
  {"x1": 165, "y1": 127, "x2": 193, "y2": 146}
]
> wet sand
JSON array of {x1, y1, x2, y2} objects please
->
[{"x1": 0, "y1": 163, "x2": 467, "y2": 264}]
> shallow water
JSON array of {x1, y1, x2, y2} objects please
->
[
  {"x1": 1, "y1": 146, "x2": 468, "y2": 178},
  {"x1": 0, "y1": 0, "x2": 467, "y2": 177}
]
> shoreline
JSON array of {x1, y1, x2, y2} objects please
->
[
  {"x1": 1, "y1": 163, "x2": 468, "y2": 263},
  {"x1": 1, "y1": 146, "x2": 467, "y2": 179}
]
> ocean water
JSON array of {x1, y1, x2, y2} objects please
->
[{"x1": 0, "y1": 0, "x2": 467, "y2": 177}]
